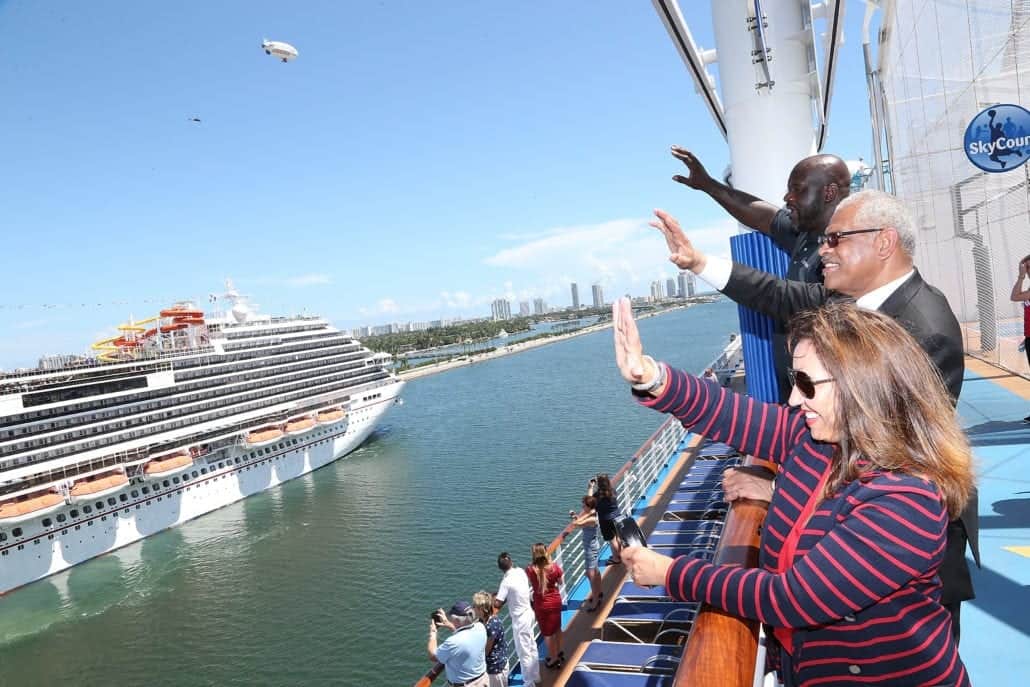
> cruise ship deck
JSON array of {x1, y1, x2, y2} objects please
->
[{"x1": 531, "y1": 357, "x2": 1030, "y2": 687}]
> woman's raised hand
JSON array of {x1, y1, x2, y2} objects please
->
[{"x1": 613, "y1": 297, "x2": 656, "y2": 385}]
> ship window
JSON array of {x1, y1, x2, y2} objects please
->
[
  {"x1": 42, "y1": 518, "x2": 52, "y2": 527},
  {"x1": 153, "y1": 484, "x2": 160, "y2": 491},
  {"x1": 191, "y1": 471, "x2": 198, "y2": 478},
  {"x1": 234, "y1": 458, "x2": 240, "y2": 464},
  {"x1": 83, "y1": 505, "x2": 92, "y2": 514},
  {"x1": 200, "y1": 468, "x2": 208, "y2": 475},
  {"x1": 56, "y1": 514, "x2": 66, "y2": 523},
  {"x1": 119, "y1": 494, "x2": 128, "y2": 502},
  {"x1": 141, "y1": 487, "x2": 150, "y2": 494},
  {"x1": 108, "y1": 497, "x2": 117, "y2": 506},
  {"x1": 218, "y1": 462, "x2": 224, "y2": 469},
  {"x1": 181, "y1": 474, "x2": 189, "y2": 482},
  {"x1": 96, "y1": 501, "x2": 105, "y2": 510},
  {"x1": 70, "y1": 509, "x2": 79, "y2": 518},
  {"x1": 173, "y1": 477, "x2": 180, "y2": 484},
  {"x1": 0, "y1": 532, "x2": 5, "y2": 541},
  {"x1": 130, "y1": 490, "x2": 138, "y2": 498},
  {"x1": 163, "y1": 480, "x2": 170, "y2": 487}
]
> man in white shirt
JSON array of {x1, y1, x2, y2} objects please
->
[{"x1": 493, "y1": 552, "x2": 539, "y2": 687}]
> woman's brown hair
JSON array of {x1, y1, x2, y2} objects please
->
[
  {"x1": 788, "y1": 303, "x2": 974, "y2": 517},
  {"x1": 531, "y1": 542, "x2": 551, "y2": 590},
  {"x1": 595, "y1": 473, "x2": 615, "y2": 500}
]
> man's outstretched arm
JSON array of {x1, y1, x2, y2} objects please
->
[
  {"x1": 671, "y1": 146, "x2": 779, "y2": 234},
  {"x1": 650, "y1": 209, "x2": 829, "y2": 324}
]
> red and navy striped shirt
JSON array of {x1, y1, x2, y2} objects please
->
[{"x1": 641, "y1": 369, "x2": 968, "y2": 686}]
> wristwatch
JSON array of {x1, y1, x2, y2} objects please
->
[{"x1": 631, "y1": 355, "x2": 666, "y2": 394}]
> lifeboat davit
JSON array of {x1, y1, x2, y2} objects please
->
[
  {"x1": 285, "y1": 415, "x2": 316, "y2": 435},
  {"x1": 316, "y1": 407, "x2": 347, "y2": 425},
  {"x1": 245, "y1": 425, "x2": 285, "y2": 447},
  {"x1": 69, "y1": 469, "x2": 129, "y2": 502},
  {"x1": 143, "y1": 449, "x2": 194, "y2": 478},
  {"x1": 0, "y1": 489, "x2": 64, "y2": 524}
]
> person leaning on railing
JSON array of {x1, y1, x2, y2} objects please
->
[
  {"x1": 1010, "y1": 253, "x2": 1030, "y2": 423},
  {"x1": 612, "y1": 297, "x2": 974, "y2": 687}
]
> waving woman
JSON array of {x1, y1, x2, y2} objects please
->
[{"x1": 613, "y1": 298, "x2": 973, "y2": 687}]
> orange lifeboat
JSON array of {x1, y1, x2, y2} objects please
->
[
  {"x1": 285, "y1": 415, "x2": 316, "y2": 435},
  {"x1": 69, "y1": 470, "x2": 129, "y2": 502},
  {"x1": 144, "y1": 449, "x2": 194, "y2": 478},
  {"x1": 160, "y1": 308, "x2": 204, "y2": 319},
  {"x1": 245, "y1": 425, "x2": 285, "y2": 447},
  {"x1": 0, "y1": 489, "x2": 64, "y2": 524},
  {"x1": 316, "y1": 407, "x2": 347, "y2": 425}
]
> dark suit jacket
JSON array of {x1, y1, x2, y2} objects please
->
[{"x1": 722, "y1": 263, "x2": 980, "y2": 603}]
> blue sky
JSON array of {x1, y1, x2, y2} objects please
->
[{"x1": 0, "y1": 1, "x2": 876, "y2": 368}]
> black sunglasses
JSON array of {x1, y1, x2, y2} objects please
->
[
  {"x1": 818, "y1": 227, "x2": 884, "y2": 248},
  {"x1": 788, "y1": 368, "x2": 835, "y2": 399}
]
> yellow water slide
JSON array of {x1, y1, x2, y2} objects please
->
[{"x1": 91, "y1": 316, "x2": 159, "y2": 362}]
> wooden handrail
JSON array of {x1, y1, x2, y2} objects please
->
[
  {"x1": 673, "y1": 455, "x2": 770, "y2": 687},
  {"x1": 413, "y1": 662, "x2": 445, "y2": 687}
]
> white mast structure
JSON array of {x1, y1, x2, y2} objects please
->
[{"x1": 653, "y1": 0, "x2": 845, "y2": 400}]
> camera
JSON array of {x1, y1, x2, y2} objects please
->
[
  {"x1": 615, "y1": 515, "x2": 648, "y2": 549},
  {"x1": 430, "y1": 609, "x2": 446, "y2": 626}
]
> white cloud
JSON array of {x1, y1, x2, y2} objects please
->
[
  {"x1": 284, "y1": 273, "x2": 332, "y2": 287},
  {"x1": 377, "y1": 298, "x2": 399, "y2": 314},
  {"x1": 483, "y1": 216, "x2": 738, "y2": 296},
  {"x1": 13, "y1": 319, "x2": 48, "y2": 330},
  {"x1": 440, "y1": 290, "x2": 473, "y2": 309}
]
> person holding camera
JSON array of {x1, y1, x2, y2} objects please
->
[
  {"x1": 570, "y1": 488, "x2": 603, "y2": 612},
  {"x1": 594, "y1": 473, "x2": 622, "y2": 565},
  {"x1": 427, "y1": 600, "x2": 488, "y2": 687}
]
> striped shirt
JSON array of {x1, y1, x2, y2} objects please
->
[{"x1": 642, "y1": 370, "x2": 968, "y2": 686}]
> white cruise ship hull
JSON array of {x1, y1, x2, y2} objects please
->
[{"x1": 0, "y1": 381, "x2": 403, "y2": 595}]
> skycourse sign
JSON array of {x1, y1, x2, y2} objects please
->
[{"x1": 964, "y1": 104, "x2": 1030, "y2": 173}]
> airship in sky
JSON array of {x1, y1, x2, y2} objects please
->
[{"x1": 261, "y1": 39, "x2": 298, "y2": 63}]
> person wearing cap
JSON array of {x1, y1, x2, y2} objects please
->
[{"x1": 428, "y1": 600, "x2": 488, "y2": 687}]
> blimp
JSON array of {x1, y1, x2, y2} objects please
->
[{"x1": 261, "y1": 39, "x2": 298, "y2": 63}]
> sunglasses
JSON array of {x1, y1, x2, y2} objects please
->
[
  {"x1": 788, "y1": 368, "x2": 835, "y2": 399},
  {"x1": 818, "y1": 227, "x2": 884, "y2": 248}
]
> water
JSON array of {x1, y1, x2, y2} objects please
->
[{"x1": 0, "y1": 300, "x2": 738, "y2": 687}]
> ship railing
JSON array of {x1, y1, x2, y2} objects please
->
[{"x1": 413, "y1": 339, "x2": 736, "y2": 687}]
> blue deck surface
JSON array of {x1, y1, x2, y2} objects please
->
[{"x1": 955, "y1": 369, "x2": 1030, "y2": 686}]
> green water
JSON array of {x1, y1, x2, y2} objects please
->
[{"x1": 0, "y1": 300, "x2": 738, "y2": 687}]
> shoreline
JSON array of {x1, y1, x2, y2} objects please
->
[{"x1": 397, "y1": 303, "x2": 693, "y2": 381}]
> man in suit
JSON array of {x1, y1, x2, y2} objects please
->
[
  {"x1": 650, "y1": 188, "x2": 979, "y2": 641},
  {"x1": 671, "y1": 147, "x2": 853, "y2": 400}
]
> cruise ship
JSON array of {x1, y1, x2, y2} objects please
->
[{"x1": 0, "y1": 282, "x2": 403, "y2": 594}]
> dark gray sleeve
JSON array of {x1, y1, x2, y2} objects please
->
[
  {"x1": 766, "y1": 209, "x2": 798, "y2": 254},
  {"x1": 721, "y1": 261, "x2": 831, "y2": 323}
]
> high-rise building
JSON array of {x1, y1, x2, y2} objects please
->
[
  {"x1": 677, "y1": 271, "x2": 695, "y2": 299},
  {"x1": 533, "y1": 298, "x2": 546, "y2": 315},
  {"x1": 591, "y1": 283, "x2": 604, "y2": 308},
  {"x1": 650, "y1": 281, "x2": 662, "y2": 302},
  {"x1": 666, "y1": 278, "x2": 677, "y2": 299},
  {"x1": 570, "y1": 282, "x2": 580, "y2": 310},
  {"x1": 519, "y1": 301, "x2": 530, "y2": 317},
  {"x1": 491, "y1": 298, "x2": 512, "y2": 321}
]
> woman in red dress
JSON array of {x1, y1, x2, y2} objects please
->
[{"x1": 526, "y1": 542, "x2": 564, "y2": 669}]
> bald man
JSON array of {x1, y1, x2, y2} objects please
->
[
  {"x1": 671, "y1": 147, "x2": 853, "y2": 400},
  {"x1": 671, "y1": 147, "x2": 852, "y2": 283}
]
